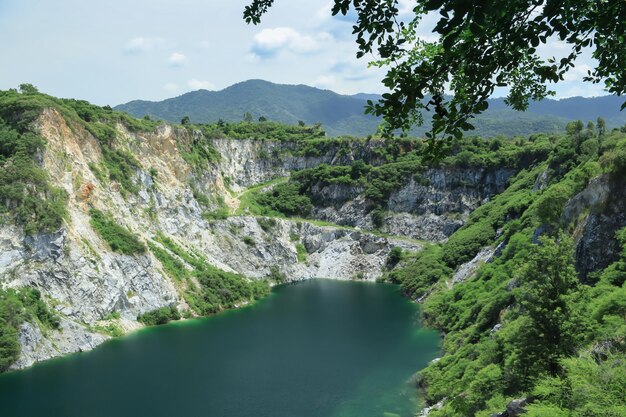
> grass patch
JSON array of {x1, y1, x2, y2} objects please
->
[
  {"x1": 89, "y1": 209, "x2": 146, "y2": 255},
  {"x1": 296, "y1": 243, "x2": 308, "y2": 263}
]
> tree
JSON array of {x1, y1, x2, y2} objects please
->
[
  {"x1": 500, "y1": 235, "x2": 591, "y2": 389},
  {"x1": 243, "y1": 112, "x2": 254, "y2": 122},
  {"x1": 181, "y1": 116, "x2": 191, "y2": 126},
  {"x1": 245, "y1": 1, "x2": 626, "y2": 146},
  {"x1": 18, "y1": 83, "x2": 39, "y2": 94},
  {"x1": 597, "y1": 116, "x2": 607, "y2": 137}
]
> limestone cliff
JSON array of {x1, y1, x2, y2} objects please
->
[{"x1": 0, "y1": 110, "x2": 420, "y2": 369}]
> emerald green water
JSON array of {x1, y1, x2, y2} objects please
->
[{"x1": 0, "y1": 279, "x2": 439, "y2": 417}]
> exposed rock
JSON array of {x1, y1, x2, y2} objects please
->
[
  {"x1": 563, "y1": 174, "x2": 626, "y2": 279},
  {"x1": 452, "y1": 245, "x2": 498, "y2": 284},
  {"x1": 491, "y1": 398, "x2": 529, "y2": 417},
  {"x1": 0, "y1": 110, "x2": 428, "y2": 369},
  {"x1": 310, "y1": 168, "x2": 515, "y2": 242},
  {"x1": 418, "y1": 399, "x2": 446, "y2": 416},
  {"x1": 10, "y1": 319, "x2": 109, "y2": 370}
]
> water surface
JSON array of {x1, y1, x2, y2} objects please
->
[{"x1": 0, "y1": 279, "x2": 439, "y2": 417}]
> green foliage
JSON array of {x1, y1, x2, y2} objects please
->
[
  {"x1": 100, "y1": 146, "x2": 141, "y2": 195},
  {"x1": 0, "y1": 108, "x2": 67, "y2": 234},
  {"x1": 190, "y1": 119, "x2": 325, "y2": 142},
  {"x1": 245, "y1": 0, "x2": 626, "y2": 145},
  {"x1": 386, "y1": 246, "x2": 403, "y2": 268},
  {"x1": 267, "y1": 265, "x2": 287, "y2": 284},
  {"x1": 0, "y1": 323, "x2": 20, "y2": 372},
  {"x1": 201, "y1": 208, "x2": 230, "y2": 221},
  {"x1": 442, "y1": 222, "x2": 496, "y2": 268},
  {"x1": 148, "y1": 242, "x2": 188, "y2": 282},
  {"x1": 89, "y1": 209, "x2": 146, "y2": 255},
  {"x1": 389, "y1": 245, "x2": 451, "y2": 300},
  {"x1": 387, "y1": 128, "x2": 626, "y2": 416},
  {"x1": 371, "y1": 209, "x2": 385, "y2": 229},
  {"x1": 295, "y1": 243, "x2": 308, "y2": 263},
  {"x1": 151, "y1": 233, "x2": 270, "y2": 316},
  {"x1": 257, "y1": 217, "x2": 276, "y2": 232},
  {"x1": 178, "y1": 133, "x2": 221, "y2": 169},
  {"x1": 527, "y1": 352, "x2": 626, "y2": 417},
  {"x1": 0, "y1": 287, "x2": 61, "y2": 372},
  {"x1": 137, "y1": 306, "x2": 181, "y2": 326},
  {"x1": 242, "y1": 236, "x2": 256, "y2": 246},
  {"x1": 499, "y1": 236, "x2": 590, "y2": 389},
  {"x1": 256, "y1": 182, "x2": 312, "y2": 217},
  {"x1": 251, "y1": 135, "x2": 551, "y2": 219}
]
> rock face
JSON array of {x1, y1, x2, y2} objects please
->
[
  {"x1": 211, "y1": 138, "x2": 389, "y2": 191},
  {"x1": 563, "y1": 174, "x2": 626, "y2": 279},
  {"x1": 0, "y1": 111, "x2": 420, "y2": 370},
  {"x1": 310, "y1": 168, "x2": 515, "y2": 241}
]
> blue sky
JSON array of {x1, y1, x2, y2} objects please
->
[{"x1": 0, "y1": 0, "x2": 607, "y2": 106}]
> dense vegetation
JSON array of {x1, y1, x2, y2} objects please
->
[
  {"x1": 116, "y1": 80, "x2": 626, "y2": 138},
  {"x1": 137, "y1": 306, "x2": 181, "y2": 326},
  {"x1": 149, "y1": 233, "x2": 269, "y2": 316},
  {"x1": 89, "y1": 209, "x2": 146, "y2": 255},
  {"x1": 248, "y1": 133, "x2": 553, "y2": 219},
  {"x1": 189, "y1": 119, "x2": 325, "y2": 142},
  {"x1": 384, "y1": 124, "x2": 626, "y2": 416},
  {"x1": 0, "y1": 88, "x2": 68, "y2": 234},
  {"x1": 0, "y1": 288, "x2": 60, "y2": 372}
]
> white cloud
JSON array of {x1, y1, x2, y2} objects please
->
[
  {"x1": 563, "y1": 63, "x2": 592, "y2": 82},
  {"x1": 163, "y1": 83, "x2": 179, "y2": 93},
  {"x1": 314, "y1": 2, "x2": 334, "y2": 22},
  {"x1": 123, "y1": 37, "x2": 165, "y2": 54},
  {"x1": 251, "y1": 27, "x2": 333, "y2": 58},
  {"x1": 187, "y1": 78, "x2": 215, "y2": 90},
  {"x1": 169, "y1": 52, "x2": 186, "y2": 66},
  {"x1": 313, "y1": 75, "x2": 337, "y2": 89},
  {"x1": 398, "y1": 0, "x2": 416, "y2": 15}
]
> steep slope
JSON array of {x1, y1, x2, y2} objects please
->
[
  {"x1": 0, "y1": 90, "x2": 418, "y2": 370},
  {"x1": 1, "y1": 89, "x2": 625, "y2": 417},
  {"x1": 115, "y1": 79, "x2": 626, "y2": 137},
  {"x1": 386, "y1": 129, "x2": 626, "y2": 416}
]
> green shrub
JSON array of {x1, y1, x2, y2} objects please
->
[
  {"x1": 0, "y1": 287, "x2": 62, "y2": 372},
  {"x1": 256, "y1": 182, "x2": 312, "y2": 216},
  {"x1": 257, "y1": 217, "x2": 277, "y2": 232},
  {"x1": 371, "y1": 209, "x2": 385, "y2": 229},
  {"x1": 267, "y1": 265, "x2": 287, "y2": 284},
  {"x1": 295, "y1": 243, "x2": 308, "y2": 263},
  {"x1": 389, "y1": 245, "x2": 451, "y2": 299},
  {"x1": 442, "y1": 222, "x2": 496, "y2": 268},
  {"x1": 89, "y1": 209, "x2": 146, "y2": 255},
  {"x1": 137, "y1": 306, "x2": 181, "y2": 326},
  {"x1": 243, "y1": 236, "x2": 256, "y2": 246},
  {"x1": 201, "y1": 207, "x2": 230, "y2": 221},
  {"x1": 386, "y1": 246, "x2": 403, "y2": 268},
  {"x1": 152, "y1": 233, "x2": 270, "y2": 315},
  {"x1": 0, "y1": 118, "x2": 67, "y2": 234}
]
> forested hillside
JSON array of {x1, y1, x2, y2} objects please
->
[
  {"x1": 115, "y1": 80, "x2": 626, "y2": 138},
  {"x1": 0, "y1": 87, "x2": 624, "y2": 416},
  {"x1": 245, "y1": 120, "x2": 626, "y2": 416}
]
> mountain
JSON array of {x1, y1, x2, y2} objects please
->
[
  {"x1": 115, "y1": 79, "x2": 626, "y2": 137},
  {"x1": 2, "y1": 88, "x2": 625, "y2": 417}
]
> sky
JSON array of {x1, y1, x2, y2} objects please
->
[{"x1": 0, "y1": 0, "x2": 607, "y2": 106}]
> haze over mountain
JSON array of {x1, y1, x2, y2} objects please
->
[{"x1": 115, "y1": 79, "x2": 626, "y2": 137}]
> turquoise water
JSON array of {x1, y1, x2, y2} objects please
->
[{"x1": 0, "y1": 279, "x2": 439, "y2": 417}]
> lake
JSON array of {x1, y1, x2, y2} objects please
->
[{"x1": 0, "y1": 279, "x2": 439, "y2": 417}]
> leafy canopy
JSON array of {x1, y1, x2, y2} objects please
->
[{"x1": 245, "y1": 0, "x2": 626, "y2": 148}]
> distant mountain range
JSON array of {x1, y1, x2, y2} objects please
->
[{"x1": 115, "y1": 79, "x2": 626, "y2": 137}]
